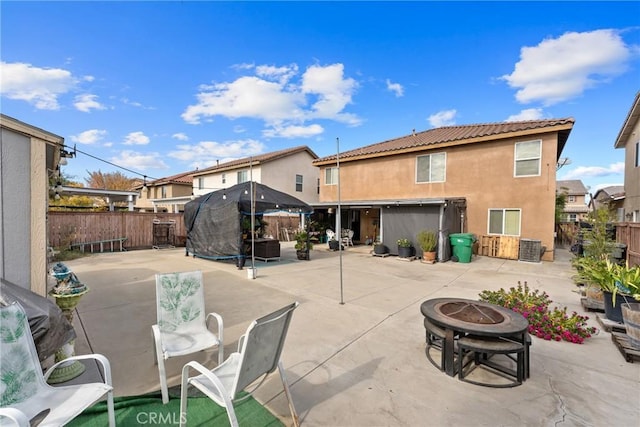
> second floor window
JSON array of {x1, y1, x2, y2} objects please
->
[
  {"x1": 161, "y1": 186, "x2": 167, "y2": 198},
  {"x1": 514, "y1": 140, "x2": 541, "y2": 177},
  {"x1": 325, "y1": 167, "x2": 338, "y2": 185},
  {"x1": 488, "y1": 208, "x2": 521, "y2": 236},
  {"x1": 416, "y1": 152, "x2": 446, "y2": 183},
  {"x1": 237, "y1": 170, "x2": 248, "y2": 183},
  {"x1": 222, "y1": 173, "x2": 226, "y2": 184},
  {"x1": 568, "y1": 195, "x2": 576, "y2": 203},
  {"x1": 635, "y1": 142, "x2": 639, "y2": 167},
  {"x1": 295, "y1": 174, "x2": 303, "y2": 192},
  {"x1": 198, "y1": 177, "x2": 204, "y2": 190}
]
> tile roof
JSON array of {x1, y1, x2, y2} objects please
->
[
  {"x1": 557, "y1": 180, "x2": 588, "y2": 195},
  {"x1": 615, "y1": 91, "x2": 640, "y2": 149},
  {"x1": 131, "y1": 170, "x2": 196, "y2": 190},
  {"x1": 313, "y1": 118, "x2": 574, "y2": 164},
  {"x1": 594, "y1": 185, "x2": 625, "y2": 200},
  {"x1": 193, "y1": 145, "x2": 318, "y2": 176}
]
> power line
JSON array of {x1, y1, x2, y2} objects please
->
[{"x1": 63, "y1": 144, "x2": 159, "y2": 181}]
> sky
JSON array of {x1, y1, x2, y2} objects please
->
[{"x1": 1, "y1": 1, "x2": 639, "y2": 195}]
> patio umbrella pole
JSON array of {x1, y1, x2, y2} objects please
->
[
  {"x1": 337, "y1": 137, "x2": 344, "y2": 305},
  {"x1": 250, "y1": 159, "x2": 256, "y2": 273}
]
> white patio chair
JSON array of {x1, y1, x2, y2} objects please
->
[
  {"x1": 179, "y1": 302, "x2": 300, "y2": 427},
  {"x1": 342, "y1": 229, "x2": 354, "y2": 246},
  {"x1": 0, "y1": 302, "x2": 115, "y2": 426},
  {"x1": 152, "y1": 270, "x2": 224, "y2": 404},
  {"x1": 326, "y1": 229, "x2": 335, "y2": 241}
]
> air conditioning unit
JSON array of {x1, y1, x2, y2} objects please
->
[{"x1": 519, "y1": 239, "x2": 542, "y2": 263}]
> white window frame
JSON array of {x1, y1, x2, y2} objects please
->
[
  {"x1": 221, "y1": 173, "x2": 226, "y2": 184},
  {"x1": 567, "y1": 213, "x2": 578, "y2": 222},
  {"x1": 325, "y1": 167, "x2": 338, "y2": 185},
  {"x1": 295, "y1": 174, "x2": 303, "y2": 192},
  {"x1": 568, "y1": 195, "x2": 576, "y2": 203},
  {"x1": 237, "y1": 170, "x2": 248, "y2": 183},
  {"x1": 198, "y1": 177, "x2": 204, "y2": 190},
  {"x1": 487, "y1": 208, "x2": 521, "y2": 236},
  {"x1": 514, "y1": 140, "x2": 541, "y2": 177},
  {"x1": 416, "y1": 152, "x2": 446, "y2": 183}
]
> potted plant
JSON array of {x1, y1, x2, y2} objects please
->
[
  {"x1": 295, "y1": 231, "x2": 313, "y2": 260},
  {"x1": 397, "y1": 238, "x2": 413, "y2": 259},
  {"x1": 588, "y1": 259, "x2": 640, "y2": 323},
  {"x1": 417, "y1": 230, "x2": 438, "y2": 263},
  {"x1": 373, "y1": 238, "x2": 388, "y2": 255}
]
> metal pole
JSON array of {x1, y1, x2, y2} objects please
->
[
  {"x1": 250, "y1": 158, "x2": 256, "y2": 274},
  {"x1": 337, "y1": 137, "x2": 344, "y2": 305}
]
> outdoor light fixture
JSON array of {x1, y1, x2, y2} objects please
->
[
  {"x1": 142, "y1": 176, "x2": 148, "y2": 191},
  {"x1": 59, "y1": 145, "x2": 76, "y2": 166},
  {"x1": 222, "y1": 192, "x2": 227, "y2": 200}
]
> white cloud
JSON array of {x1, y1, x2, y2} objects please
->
[
  {"x1": 110, "y1": 150, "x2": 169, "y2": 171},
  {"x1": 182, "y1": 62, "x2": 361, "y2": 134},
  {"x1": 70, "y1": 129, "x2": 107, "y2": 145},
  {"x1": 0, "y1": 61, "x2": 78, "y2": 110},
  {"x1": 172, "y1": 133, "x2": 189, "y2": 141},
  {"x1": 560, "y1": 162, "x2": 625, "y2": 180},
  {"x1": 74, "y1": 94, "x2": 106, "y2": 112},
  {"x1": 263, "y1": 124, "x2": 324, "y2": 139},
  {"x1": 167, "y1": 139, "x2": 265, "y2": 169},
  {"x1": 506, "y1": 108, "x2": 545, "y2": 122},
  {"x1": 386, "y1": 79, "x2": 404, "y2": 97},
  {"x1": 123, "y1": 131, "x2": 150, "y2": 145},
  {"x1": 428, "y1": 109, "x2": 457, "y2": 127},
  {"x1": 501, "y1": 29, "x2": 634, "y2": 106}
]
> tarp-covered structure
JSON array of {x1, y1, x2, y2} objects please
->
[{"x1": 184, "y1": 181, "x2": 313, "y2": 260}]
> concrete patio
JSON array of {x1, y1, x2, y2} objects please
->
[{"x1": 62, "y1": 242, "x2": 639, "y2": 426}]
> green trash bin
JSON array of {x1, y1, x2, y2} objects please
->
[{"x1": 449, "y1": 233, "x2": 476, "y2": 263}]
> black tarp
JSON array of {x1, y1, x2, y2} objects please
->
[
  {"x1": 0, "y1": 278, "x2": 76, "y2": 361},
  {"x1": 184, "y1": 182, "x2": 313, "y2": 259}
]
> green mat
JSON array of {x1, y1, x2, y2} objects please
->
[{"x1": 67, "y1": 391, "x2": 284, "y2": 427}]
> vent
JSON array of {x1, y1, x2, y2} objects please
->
[{"x1": 519, "y1": 239, "x2": 542, "y2": 263}]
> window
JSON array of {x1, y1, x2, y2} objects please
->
[
  {"x1": 635, "y1": 142, "x2": 639, "y2": 168},
  {"x1": 221, "y1": 173, "x2": 226, "y2": 184},
  {"x1": 237, "y1": 170, "x2": 248, "y2": 183},
  {"x1": 161, "y1": 186, "x2": 167, "y2": 199},
  {"x1": 317, "y1": 178, "x2": 320, "y2": 194},
  {"x1": 568, "y1": 195, "x2": 576, "y2": 203},
  {"x1": 514, "y1": 140, "x2": 541, "y2": 176},
  {"x1": 488, "y1": 208, "x2": 521, "y2": 235},
  {"x1": 295, "y1": 174, "x2": 303, "y2": 192},
  {"x1": 325, "y1": 167, "x2": 338, "y2": 185},
  {"x1": 416, "y1": 152, "x2": 446, "y2": 183},
  {"x1": 567, "y1": 214, "x2": 578, "y2": 222},
  {"x1": 198, "y1": 177, "x2": 204, "y2": 190}
]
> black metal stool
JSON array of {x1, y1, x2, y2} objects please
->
[
  {"x1": 423, "y1": 317, "x2": 448, "y2": 371},
  {"x1": 457, "y1": 335, "x2": 525, "y2": 387}
]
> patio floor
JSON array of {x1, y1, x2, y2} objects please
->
[{"x1": 61, "y1": 242, "x2": 639, "y2": 426}]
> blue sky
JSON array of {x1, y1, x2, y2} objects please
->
[{"x1": 2, "y1": 1, "x2": 639, "y2": 194}]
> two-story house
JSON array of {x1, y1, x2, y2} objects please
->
[
  {"x1": 556, "y1": 179, "x2": 590, "y2": 223},
  {"x1": 134, "y1": 170, "x2": 197, "y2": 213},
  {"x1": 614, "y1": 91, "x2": 640, "y2": 222},
  {"x1": 192, "y1": 146, "x2": 319, "y2": 206},
  {"x1": 591, "y1": 185, "x2": 625, "y2": 219},
  {"x1": 313, "y1": 118, "x2": 574, "y2": 261}
]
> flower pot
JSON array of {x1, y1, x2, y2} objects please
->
[
  {"x1": 621, "y1": 303, "x2": 640, "y2": 349},
  {"x1": 585, "y1": 284, "x2": 605, "y2": 310},
  {"x1": 296, "y1": 250, "x2": 310, "y2": 260},
  {"x1": 603, "y1": 291, "x2": 640, "y2": 323},
  {"x1": 398, "y1": 246, "x2": 413, "y2": 258},
  {"x1": 328, "y1": 240, "x2": 340, "y2": 251},
  {"x1": 422, "y1": 251, "x2": 436, "y2": 263},
  {"x1": 374, "y1": 244, "x2": 388, "y2": 255}
]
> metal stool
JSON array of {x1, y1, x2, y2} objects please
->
[
  {"x1": 423, "y1": 318, "x2": 447, "y2": 371},
  {"x1": 457, "y1": 335, "x2": 525, "y2": 387}
]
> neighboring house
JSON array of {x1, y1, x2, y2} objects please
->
[
  {"x1": 192, "y1": 146, "x2": 320, "y2": 206},
  {"x1": 556, "y1": 179, "x2": 589, "y2": 222},
  {"x1": 0, "y1": 114, "x2": 65, "y2": 296},
  {"x1": 313, "y1": 118, "x2": 575, "y2": 261},
  {"x1": 614, "y1": 91, "x2": 640, "y2": 222},
  {"x1": 133, "y1": 170, "x2": 197, "y2": 213},
  {"x1": 591, "y1": 185, "x2": 625, "y2": 219}
]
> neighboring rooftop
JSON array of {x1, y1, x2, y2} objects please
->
[{"x1": 557, "y1": 180, "x2": 588, "y2": 195}]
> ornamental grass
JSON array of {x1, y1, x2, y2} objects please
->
[{"x1": 478, "y1": 281, "x2": 597, "y2": 344}]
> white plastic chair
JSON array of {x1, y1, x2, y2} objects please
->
[
  {"x1": 0, "y1": 302, "x2": 115, "y2": 426},
  {"x1": 342, "y1": 229, "x2": 354, "y2": 246},
  {"x1": 326, "y1": 229, "x2": 335, "y2": 241},
  {"x1": 179, "y1": 302, "x2": 300, "y2": 427},
  {"x1": 153, "y1": 270, "x2": 224, "y2": 404}
]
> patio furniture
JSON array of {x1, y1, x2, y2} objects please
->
[
  {"x1": 423, "y1": 317, "x2": 449, "y2": 371},
  {"x1": 342, "y1": 229, "x2": 354, "y2": 246},
  {"x1": 421, "y1": 298, "x2": 529, "y2": 379},
  {"x1": 152, "y1": 270, "x2": 224, "y2": 404},
  {"x1": 179, "y1": 302, "x2": 300, "y2": 427},
  {"x1": 0, "y1": 302, "x2": 115, "y2": 426},
  {"x1": 457, "y1": 335, "x2": 525, "y2": 387}
]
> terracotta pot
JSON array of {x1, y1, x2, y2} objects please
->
[
  {"x1": 621, "y1": 303, "x2": 640, "y2": 349},
  {"x1": 422, "y1": 251, "x2": 436, "y2": 263},
  {"x1": 585, "y1": 284, "x2": 604, "y2": 310}
]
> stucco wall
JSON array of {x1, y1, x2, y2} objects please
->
[
  {"x1": 623, "y1": 120, "x2": 640, "y2": 219},
  {"x1": 320, "y1": 133, "x2": 560, "y2": 260},
  {"x1": 260, "y1": 150, "x2": 319, "y2": 205}
]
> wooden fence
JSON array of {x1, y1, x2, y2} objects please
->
[
  {"x1": 48, "y1": 212, "x2": 186, "y2": 250},
  {"x1": 48, "y1": 211, "x2": 303, "y2": 251},
  {"x1": 616, "y1": 222, "x2": 640, "y2": 267}
]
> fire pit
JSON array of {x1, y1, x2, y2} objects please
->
[{"x1": 421, "y1": 298, "x2": 529, "y2": 377}]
